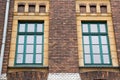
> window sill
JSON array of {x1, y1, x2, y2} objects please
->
[
  {"x1": 79, "y1": 66, "x2": 119, "y2": 68},
  {"x1": 8, "y1": 65, "x2": 48, "y2": 69}
]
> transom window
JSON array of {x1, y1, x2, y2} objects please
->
[
  {"x1": 15, "y1": 22, "x2": 44, "y2": 65},
  {"x1": 82, "y1": 22, "x2": 111, "y2": 65}
]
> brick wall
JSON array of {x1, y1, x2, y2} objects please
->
[
  {"x1": 80, "y1": 71, "x2": 120, "y2": 80},
  {"x1": 2, "y1": 0, "x2": 14, "y2": 73},
  {"x1": 110, "y1": 0, "x2": 120, "y2": 66},
  {"x1": 49, "y1": 0, "x2": 79, "y2": 73},
  {"x1": 0, "y1": 0, "x2": 6, "y2": 53},
  {"x1": 7, "y1": 71, "x2": 48, "y2": 80}
]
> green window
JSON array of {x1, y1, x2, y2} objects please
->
[
  {"x1": 15, "y1": 22, "x2": 44, "y2": 65},
  {"x1": 82, "y1": 22, "x2": 111, "y2": 65}
]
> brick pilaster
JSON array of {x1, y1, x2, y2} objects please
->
[
  {"x1": 110, "y1": 0, "x2": 120, "y2": 66},
  {"x1": 49, "y1": 0, "x2": 79, "y2": 73}
]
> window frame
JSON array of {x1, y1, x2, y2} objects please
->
[
  {"x1": 82, "y1": 21, "x2": 112, "y2": 66},
  {"x1": 15, "y1": 22, "x2": 44, "y2": 65}
]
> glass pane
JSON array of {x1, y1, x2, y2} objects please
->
[
  {"x1": 36, "y1": 45, "x2": 42, "y2": 53},
  {"x1": 36, "y1": 54, "x2": 42, "y2": 63},
  {"x1": 100, "y1": 24, "x2": 106, "y2": 33},
  {"x1": 19, "y1": 24, "x2": 25, "y2": 32},
  {"x1": 90, "y1": 24, "x2": 98, "y2": 33},
  {"x1": 103, "y1": 55, "x2": 110, "y2": 64},
  {"x1": 16, "y1": 54, "x2": 23, "y2": 63},
  {"x1": 27, "y1": 24, "x2": 35, "y2": 32},
  {"x1": 93, "y1": 55, "x2": 101, "y2": 64},
  {"x1": 84, "y1": 45, "x2": 90, "y2": 53},
  {"x1": 26, "y1": 45, "x2": 33, "y2": 53},
  {"x1": 36, "y1": 36, "x2": 42, "y2": 44},
  {"x1": 92, "y1": 45, "x2": 100, "y2": 53},
  {"x1": 82, "y1": 24, "x2": 88, "y2": 32},
  {"x1": 18, "y1": 45, "x2": 24, "y2": 53},
  {"x1": 102, "y1": 45, "x2": 109, "y2": 53},
  {"x1": 37, "y1": 24, "x2": 43, "y2": 32},
  {"x1": 91, "y1": 36, "x2": 99, "y2": 44},
  {"x1": 83, "y1": 36, "x2": 89, "y2": 44},
  {"x1": 101, "y1": 36, "x2": 107, "y2": 44},
  {"x1": 27, "y1": 36, "x2": 34, "y2": 44},
  {"x1": 25, "y1": 54, "x2": 33, "y2": 63},
  {"x1": 85, "y1": 55, "x2": 91, "y2": 64},
  {"x1": 18, "y1": 36, "x2": 24, "y2": 44}
]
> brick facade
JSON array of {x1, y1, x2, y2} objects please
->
[
  {"x1": 2, "y1": 0, "x2": 14, "y2": 74},
  {"x1": 110, "y1": 0, "x2": 120, "y2": 66},
  {"x1": 0, "y1": 0, "x2": 6, "y2": 53},
  {"x1": 1, "y1": 0, "x2": 120, "y2": 80},
  {"x1": 49, "y1": 0, "x2": 79, "y2": 73},
  {"x1": 7, "y1": 71, "x2": 48, "y2": 80}
]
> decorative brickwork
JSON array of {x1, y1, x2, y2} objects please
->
[
  {"x1": 80, "y1": 71, "x2": 120, "y2": 80},
  {"x1": 7, "y1": 71, "x2": 48, "y2": 80},
  {"x1": 49, "y1": 0, "x2": 79, "y2": 73},
  {"x1": 2, "y1": 0, "x2": 14, "y2": 74},
  {"x1": 110, "y1": 0, "x2": 120, "y2": 66}
]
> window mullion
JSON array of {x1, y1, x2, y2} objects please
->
[
  {"x1": 41, "y1": 23, "x2": 44, "y2": 64},
  {"x1": 23, "y1": 23, "x2": 27, "y2": 64},
  {"x1": 33, "y1": 23, "x2": 37, "y2": 63}
]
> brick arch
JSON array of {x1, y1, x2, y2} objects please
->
[
  {"x1": 7, "y1": 71, "x2": 48, "y2": 80},
  {"x1": 80, "y1": 71, "x2": 120, "y2": 80}
]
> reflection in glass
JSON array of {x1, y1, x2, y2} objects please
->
[
  {"x1": 27, "y1": 24, "x2": 35, "y2": 32},
  {"x1": 90, "y1": 24, "x2": 98, "y2": 32},
  {"x1": 83, "y1": 24, "x2": 88, "y2": 32},
  {"x1": 91, "y1": 36, "x2": 99, "y2": 44},
  {"x1": 93, "y1": 55, "x2": 101, "y2": 63},
  {"x1": 26, "y1": 45, "x2": 33, "y2": 53},
  {"x1": 85, "y1": 55, "x2": 91, "y2": 63},
  {"x1": 25, "y1": 54, "x2": 33, "y2": 63},
  {"x1": 16, "y1": 54, "x2": 23, "y2": 63},
  {"x1": 83, "y1": 36, "x2": 89, "y2": 44},
  {"x1": 19, "y1": 24, "x2": 25, "y2": 32},
  {"x1": 36, "y1": 54, "x2": 42, "y2": 63}
]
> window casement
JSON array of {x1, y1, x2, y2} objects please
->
[
  {"x1": 82, "y1": 22, "x2": 111, "y2": 66},
  {"x1": 15, "y1": 22, "x2": 44, "y2": 65},
  {"x1": 39, "y1": 5, "x2": 46, "y2": 13}
]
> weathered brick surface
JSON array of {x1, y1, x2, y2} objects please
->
[
  {"x1": 2, "y1": 0, "x2": 14, "y2": 74},
  {"x1": 80, "y1": 71, "x2": 120, "y2": 80},
  {"x1": 110, "y1": 0, "x2": 120, "y2": 66},
  {"x1": 49, "y1": 0, "x2": 79, "y2": 73},
  {"x1": 7, "y1": 71, "x2": 48, "y2": 80},
  {"x1": 0, "y1": 0, "x2": 6, "y2": 53}
]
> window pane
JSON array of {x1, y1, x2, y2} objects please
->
[
  {"x1": 85, "y1": 55, "x2": 91, "y2": 64},
  {"x1": 91, "y1": 36, "x2": 99, "y2": 44},
  {"x1": 36, "y1": 54, "x2": 42, "y2": 63},
  {"x1": 25, "y1": 54, "x2": 33, "y2": 63},
  {"x1": 83, "y1": 36, "x2": 89, "y2": 44},
  {"x1": 19, "y1": 24, "x2": 25, "y2": 32},
  {"x1": 36, "y1": 45, "x2": 42, "y2": 53},
  {"x1": 26, "y1": 45, "x2": 34, "y2": 53},
  {"x1": 90, "y1": 24, "x2": 98, "y2": 32},
  {"x1": 18, "y1": 36, "x2": 24, "y2": 44},
  {"x1": 18, "y1": 45, "x2": 24, "y2": 53},
  {"x1": 37, "y1": 24, "x2": 43, "y2": 32},
  {"x1": 92, "y1": 45, "x2": 100, "y2": 53},
  {"x1": 101, "y1": 36, "x2": 107, "y2": 44},
  {"x1": 27, "y1": 24, "x2": 35, "y2": 32},
  {"x1": 84, "y1": 45, "x2": 90, "y2": 53},
  {"x1": 27, "y1": 36, "x2": 34, "y2": 44},
  {"x1": 82, "y1": 24, "x2": 88, "y2": 32},
  {"x1": 103, "y1": 55, "x2": 110, "y2": 64},
  {"x1": 16, "y1": 54, "x2": 23, "y2": 63},
  {"x1": 100, "y1": 24, "x2": 106, "y2": 32},
  {"x1": 93, "y1": 55, "x2": 101, "y2": 64},
  {"x1": 36, "y1": 36, "x2": 42, "y2": 44},
  {"x1": 102, "y1": 45, "x2": 109, "y2": 53}
]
